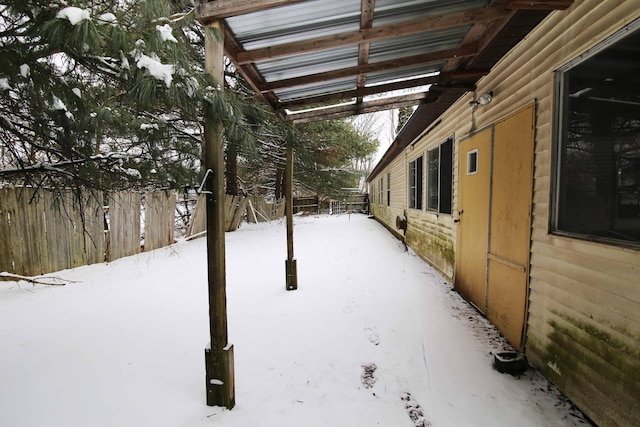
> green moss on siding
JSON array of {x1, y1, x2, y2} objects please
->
[
  {"x1": 405, "y1": 221, "x2": 455, "y2": 279},
  {"x1": 369, "y1": 208, "x2": 455, "y2": 279},
  {"x1": 548, "y1": 316, "x2": 640, "y2": 387},
  {"x1": 528, "y1": 310, "x2": 640, "y2": 426}
]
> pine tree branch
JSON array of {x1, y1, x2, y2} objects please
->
[
  {"x1": 0, "y1": 152, "x2": 134, "y2": 176},
  {"x1": 0, "y1": 271, "x2": 75, "y2": 286}
]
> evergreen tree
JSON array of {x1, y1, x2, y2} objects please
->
[
  {"x1": 0, "y1": 0, "x2": 263, "y2": 193},
  {"x1": 239, "y1": 118, "x2": 378, "y2": 200},
  {"x1": 396, "y1": 106, "x2": 414, "y2": 134}
]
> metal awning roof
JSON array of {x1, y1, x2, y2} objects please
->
[{"x1": 196, "y1": 0, "x2": 574, "y2": 124}]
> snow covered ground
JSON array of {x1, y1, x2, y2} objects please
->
[{"x1": 0, "y1": 214, "x2": 589, "y2": 427}]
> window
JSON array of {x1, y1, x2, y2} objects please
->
[
  {"x1": 427, "y1": 138, "x2": 453, "y2": 214},
  {"x1": 378, "y1": 177, "x2": 383, "y2": 205},
  {"x1": 467, "y1": 149, "x2": 478, "y2": 175},
  {"x1": 409, "y1": 155, "x2": 423, "y2": 209},
  {"x1": 387, "y1": 173, "x2": 391, "y2": 206},
  {"x1": 553, "y1": 25, "x2": 640, "y2": 246}
]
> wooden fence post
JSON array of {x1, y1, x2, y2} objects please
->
[
  {"x1": 285, "y1": 142, "x2": 298, "y2": 291},
  {"x1": 203, "y1": 19, "x2": 234, "y2": 410}
]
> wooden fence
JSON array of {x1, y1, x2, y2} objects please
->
[
  {"x1": 247, "y1": 196, "x2": 285, "y2": 223},
  {"x1": 0, "y1": 187, "x2": 176, "y2": 277},
  {"x1": 0, "y1": 187, "x2": 104, "y2": 277},
  {"x1": 185, "y1": 194, "x2": 248, "y2": 239},
  {"x1": 323, "y1": 193, "x2": 369, "y2": 215},
  {"x1": 293, "y1": 196, "x2": 319, "y2": 214},
  {"x1": 106, "y1": 191, "x2": 141, "y2": 261},
  {"x1": 143, "y1": 191, "x2": 176, "y2": 252}
]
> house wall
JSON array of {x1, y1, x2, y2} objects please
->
[
  {"x1": 496, "y1": 2, "x2": 640, "y2": 426},
  {"x1": 370, "y1": 155, "x2": 407, "y2": 241},
  {"x1": 368, "y1": 1, "x2": 640, "y2": 425}
]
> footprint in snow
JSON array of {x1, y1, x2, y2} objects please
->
[
  {"x1": 361, "y1": 363, "x2": 377, "y2": 389},
  {"x1": 364, "y1": 327, "x2": 380, "y2": 345},
  {"x1": 401, "y1": 392, "x2": 432, "y2": 427}
]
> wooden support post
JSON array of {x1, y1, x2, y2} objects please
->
[
  {"x1": 203, "y1": 21, "x2": 235, "y2": 409},
  {"x1": 285, "y1": 142, "x2": 298, "y2": 291}
]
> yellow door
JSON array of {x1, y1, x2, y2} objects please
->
[
  {"x1": 486, "y1": 104, "x2": 535, "y2": 350},
  {"x1": 455, "y1": 128, "x2": 492, "y2": 312}
]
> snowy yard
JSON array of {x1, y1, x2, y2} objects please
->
[{"x1": 0, "y1": 214, "x2": 588, "y2": 427}]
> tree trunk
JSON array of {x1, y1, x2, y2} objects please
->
[
  {"x1": 225, "y1": 143, "x2": 238, "y2": 196},
  {"x1": 275, "y1": 168, "x2": 284, "y2": 199}
]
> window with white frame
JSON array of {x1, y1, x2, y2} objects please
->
[
  {"x1": 409, "y1": 155, "x2": 423, "y2": 209},
  {"x1": 553, "y1": 24, "x2": 640, "y2": 246},
  {"x1": 427, "y1": 138, "x2": 453, "y2": 214},
  {"x1": 467, "y1": 149, "x2": 478, "y2": 175},
  {"x1": 387, "y1": 172, "x2": 391, "y2": 206},
  {"x1": 372, "y1": 182, "x2": 377, "y2": 204},
  {"x1": 378, "y1": 177, "x2": 384, "y2": 205}
]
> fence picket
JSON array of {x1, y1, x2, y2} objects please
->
[
  {"x1": 0, "y1": 188, "x2": 107, "y2": 277},
  {"x1": 144, "y1": 191, "x2": 176, "y2": 251},
  {"x1": 107, "y1": 192, "x2": 141, "y2": 261}
]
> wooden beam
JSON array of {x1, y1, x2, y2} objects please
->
[
  {"x1": 196, "y1": 0, "x2": 306, "y2": 21},
  {"x1": 442, "y1": 2, "x2": 515, "y2": 73},
  {"x1": 284, "y1": 139, "x2": 297, "y2": 291},
  {"x1": 203, "y1": 20, "x2": 235, "y2": 410},
  {"x1": 262, "y1": 44, "x2": 477, "y2": 92},
  {"x1": 222, "y1": 26, "x2": 265, "y2": 96},
  {"x1": 465, "y1": 21, "x2": 522, "y2": 72},
  {"x1": 507, "y1": 0, "x2": 574, "y2": 10},
  {"x1": 276, "y1": 71, "x2": 483, "y2": 110},
  {"x1": 356, "y1": 0, "x2": 375, "y2": 104},
  {"x1": 286, "y1": 91, "x2": 441, "y2": 124},
  {"x1": 236, "y1": 7, "x2": 509, "y2": 65}
]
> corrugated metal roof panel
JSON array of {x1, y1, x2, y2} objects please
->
[
  {"x1": 366, "y1": 64, "x2": 444, "y2": 86},
  {"x1": 368, "y1": 26, "x2": 471, "y2": 64},
  {"x1": 373, "y1": 0, "x2": 488, "y2": 26},
  {"x1": 195, "y1": 0, "x2": 555, "y2": 122},
  {"x1": 226, "y1": 0, "x2": 361, "y2": 50},
  {"x1": 275, "y1": 77, "x2": 358, "y2": 102},
  {"x1": 255, "y1": 44, "x2": 359, "y2": 82}
]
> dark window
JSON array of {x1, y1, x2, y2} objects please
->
[
  {"x1": 409, "y1": 156, "x2": 423, "y2": 209},
  {"x1": 553, "y1": 25, "x2": 640, "y2": 246},
  {"x1": 427, "y1": 138, "x2": 453, "y2": 214},
  {"x1": 379, "y1": 177, "x2": 383, "y2": 205},
  {"x1": 468, "y1": 149, "x2": 478, "y2": 175}
]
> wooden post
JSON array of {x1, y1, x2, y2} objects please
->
[
  {"x1": 203, "y1": 21, "x2": 235, "y2": 409},
  {"x1": 285, "y1": 141, "x2": 298, "y2": 291}
]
